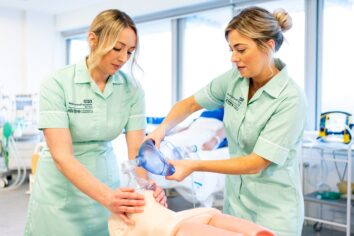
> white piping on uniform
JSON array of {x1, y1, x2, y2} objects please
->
[
  {"x1": 129, "y1": 114, "x2": 144, "y2": 119},
  {"x1": 40, "y1": 111, "x2": 67, "y2": 114},
  {"x1": 259, "y1": 136, "x2": 289, "y2": 152}
]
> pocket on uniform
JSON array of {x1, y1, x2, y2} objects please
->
[
  {"x1": 68, "y1": 111, "x2": 99, "y2": 140},
  {"x1": 239, "y1": 177, "x2": 259, "y2": 213},
  {"x1": 239, "y1": 121, "x2": 262, "y2": 153},
  {"x1": 32, "y1": 157, "x2": 68, "y2": 207}
]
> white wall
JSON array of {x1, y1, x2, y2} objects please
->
[
  {"x1": 0, "y1": 8, "x2": 62, "y2": 96},
  {"x1": 24, "y1": 11, "x2": 62, "y2": 94},
  {"x1": 0, "y1": 9, "x2": 24, "y2": 95}
]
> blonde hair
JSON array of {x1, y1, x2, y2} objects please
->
[
  {"x1": 87, "y1": 9, "x2": 139, "y2": 75},
  {"x1": 225, "y1": 6, "x2": 292, "y2": 53}
]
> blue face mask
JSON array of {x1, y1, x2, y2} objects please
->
[{"x1": 128, "y1": 139, "x2": 176, "y2": 176}]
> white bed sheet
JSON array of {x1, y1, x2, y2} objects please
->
[{"x1": 149, "y1": 147, "x2": 228, "y2": 207}]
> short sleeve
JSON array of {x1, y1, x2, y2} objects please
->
[
  {"x1": 253, "y1": 92, "x2": 307, "y2": 166},
  {"x1": 124, "y1": 83, "x2": 146, "y2": 132},
  {"x1": 194, "y1": 69, "x2": 236, "y2": 110},
  {"x1": 38, "y1": 76, "x2": 69, "y2": 129}
]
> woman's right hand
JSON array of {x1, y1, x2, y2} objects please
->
[
  {"x1": 144, "y1": 125, "x2": 166, "y2": 148},
  {"x1": 165, "y1": 159, "x2": 196, "y2": 182},
  {"x1": 106, "y1": 188, "x2": 145, "y2": 225}
]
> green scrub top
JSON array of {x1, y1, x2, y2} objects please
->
[
  {"x1": 195, "y1": 59, "x2": 307, "y2": 236},
  {"x1": 25, "y1": 59, "x2": 146, "y2": 236}
]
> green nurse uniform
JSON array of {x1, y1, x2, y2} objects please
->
[
  {"x1": 194, "y1": 59, "x2": 307, "y2": 236},
  {"x1": 25, "y1": 59, "x2": 145, "y2": 236}
]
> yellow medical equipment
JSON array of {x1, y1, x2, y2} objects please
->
[{"x1": 319, "y1": 111, "x2": 353, "y2": 144}]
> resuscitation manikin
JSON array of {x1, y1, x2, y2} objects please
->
[
  {"x1": 108, "y1": 158, "x2": 223, "y2": 236},
  {"x1": 108, "y1": 141, "x2": 275, "y2": 236}
]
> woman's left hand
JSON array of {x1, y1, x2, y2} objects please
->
[
  {"x1": 165, "y1": 159, "x2": 194, "y2": 182},
  {"x1": 148, "y1": 180, "x2": 168, "y2": 207}
]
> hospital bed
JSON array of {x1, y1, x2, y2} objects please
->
[
  {"x1": 147, "y1": 116, "x2": 228, "y2": 207},
  {"x1": 114, "y1": 116, "x2": 228, "y2": 207},
  {"x1": 148, "y1": 147, "x2": 227, "y2": 207}
]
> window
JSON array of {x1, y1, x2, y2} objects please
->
[
  {"x1": 182, "y1": 7, "x2": 232, "y2": 99},
  {"x1": 181, "y1": 2, "x2": 305, "y2": 100},
  {"x1": 321, "y1": 0, "x2": 354, "y2": 114},
  {"x1": 136, "y1": 20, "x2": 172, "y2": 117},
  {"x1": 256, "y1": 0, "x2": 305, "y2": 89},
  {"x1": 67, "y1": 37, "x2": 88, "y2": 64}
]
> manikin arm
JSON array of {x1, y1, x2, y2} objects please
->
[{"x1": 201, "y1": 127, "x2": 226, "y2": 151}]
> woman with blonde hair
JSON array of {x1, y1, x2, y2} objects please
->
[
  {"x1": 148, "y1": 6, "x2": 306, "y2": 236},
  {"x1": 25, "y1": 9, "x2": 166, "y2": 236}
]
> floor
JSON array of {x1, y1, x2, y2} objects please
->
[
  {"x1": 0, "y1": 180, "x2": 353, "y2": 236},
  {"x1": 0, "y1": 182, "x2": 29, "y2": 236}
]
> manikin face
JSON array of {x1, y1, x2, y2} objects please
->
[
  {"x1": 228, "y1": 29, "x2": 271, "y2": 80},
  {"x1": 98, "y1": 27, "x2": 137, "y2": 76}
]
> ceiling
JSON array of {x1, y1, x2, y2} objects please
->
[{"x1": 0, "y1": 0, "x2": 106, "y2": 14}]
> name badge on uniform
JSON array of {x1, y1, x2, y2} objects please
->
[
  {"x1": 68, "y1": 99, "x2": 93, "y2": 113},
  {"x1": 225, "y1": 93, "x2": 244, "y2": 111}
]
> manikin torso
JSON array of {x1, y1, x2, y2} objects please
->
[{"x1": 108, "y1": 190, "x2": 221, "y2": 236}]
